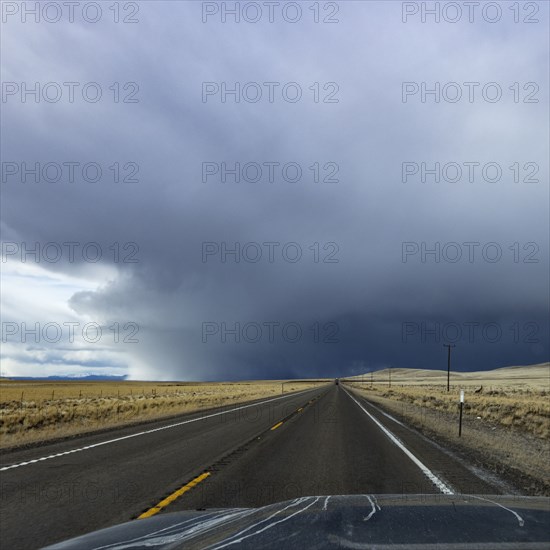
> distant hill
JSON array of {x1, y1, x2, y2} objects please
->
[
  {"x1": 349, "y1": 362, "x2": 549, "y2": 389},
  {"x1": 7, "y1": 375, "x2": 128, "y2": 381}
]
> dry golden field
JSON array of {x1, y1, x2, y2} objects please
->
[
  {"x1": 0, "y1": 379, "x2": 324, "y2": 449},
  {"x1": 346, "y1": 362, "x2": 550, "y2": 494}
]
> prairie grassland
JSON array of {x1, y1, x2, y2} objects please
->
[
  {"x1": 346, "y1": 363, "x2": 550, "y2": 494},
  {"x1": 0, "y1": 379, "x2": 324, "y2": 449}
]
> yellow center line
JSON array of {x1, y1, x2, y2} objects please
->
[
  {"x1": 297, "y1": 407, "x2": 303, "y2": 412},
  {"x1": 271, "y1": 421, "x2": 284, "y2": 430},
  {"x1": 138, "y1": 472, "x2": 211, "y2": 519}
]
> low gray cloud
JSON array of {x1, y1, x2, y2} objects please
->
[{"x1": 1, "y1": 2, "x2": 548, "y2": 380}]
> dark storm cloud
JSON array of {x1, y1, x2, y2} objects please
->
[{"x1": 1, "y1": 2, "x2": 548, "y2": 379}]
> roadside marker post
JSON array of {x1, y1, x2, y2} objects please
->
[{"x1": 459, "y1": 389, "x2": 464, "y2": 437}]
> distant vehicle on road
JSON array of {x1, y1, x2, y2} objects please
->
[{"x1": 335, "y1": 378, "x2": 339, "y2": 385}]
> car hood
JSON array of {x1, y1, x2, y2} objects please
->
[{"x1": 43, "y1": 494, "x2": 550, "y2": 549}]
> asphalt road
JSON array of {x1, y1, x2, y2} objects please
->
[{"x1": 0, "y1": 384, "x2": 504, "y2": 549}]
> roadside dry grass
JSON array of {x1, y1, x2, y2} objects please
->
[
  {"x1": 346, "y1": 363, "x2": 550, "y2": 495},
  {"x1": 0, "y1": 380, "x2": 324, "y2": 449},
  {"x1": 347, "y1": 383, "x2": 549, "y2": 439}
]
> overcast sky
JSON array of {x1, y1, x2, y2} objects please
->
[{"x1": 1, "y1": 1, "x2": 548, "y2": 380}]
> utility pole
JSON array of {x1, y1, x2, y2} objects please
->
[{"x1": 443, "y1": 344, "x2": 455, "y2": 392}]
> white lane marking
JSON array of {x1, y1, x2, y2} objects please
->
[
  {"x1": 365, "y1": 400, "x2": 406, "y2": 427},
  {"x1": 0, "y1": 389, "x2": 315, "y2": 471},
  {"x1": 343, "y1": 387, "x2": 454, "y2": 495},
  {"x1": 323, "y1": 495, "x2": 331, "y2": 511},
  {"x1": 364, "y1": 495, "x2": 378, "y2": 521},
  {"x1": 465, "y1": 495, "x2": 525, "y2": 527},
  {"x1": 209, "y1": 497, "x2": 321, "y2": 549}
]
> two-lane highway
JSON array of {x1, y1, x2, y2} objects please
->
[
  {"x1": 171, "y1": 383, "x2": 501, "y2": 512},
  {"x1": 0, "y1": 384, "x2": 504, "y2": 549}
]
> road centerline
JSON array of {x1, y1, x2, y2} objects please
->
[{"x1": 138, "y1": 472, "x2": 212, "y2": 519}]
